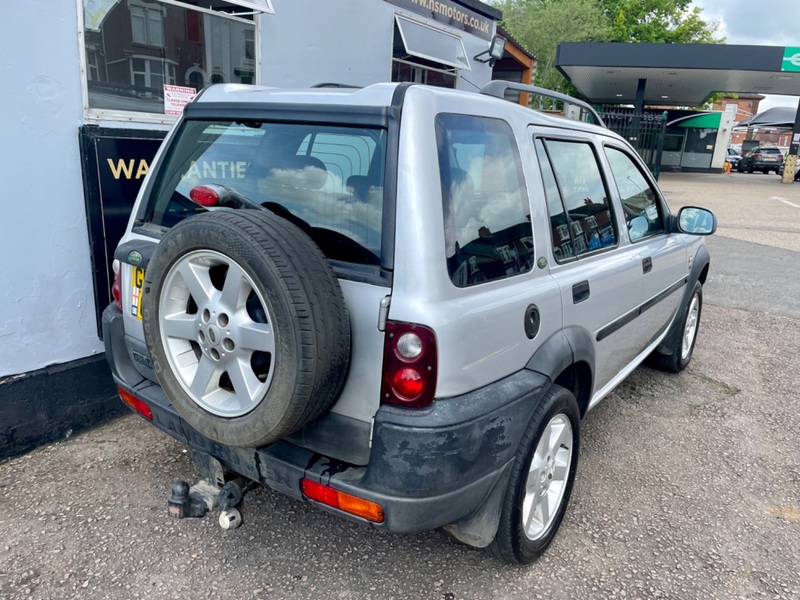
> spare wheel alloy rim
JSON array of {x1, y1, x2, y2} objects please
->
[
  {"x1": 159, "y1": 249, "x2": 276, "y2": 417},
  {"x1": 521, "y1": 413, "x2": 573, "y2": 541}
]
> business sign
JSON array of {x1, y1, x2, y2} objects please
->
[
  {"x1": 782, "y1": 47, "x2": 800, "y2": 72},
  {"x1": 385, "y1": 0, "x2": 494, "y2": 40},
  {"x1": 79, "y1": 126, "x2": 166, "y2": 336}
]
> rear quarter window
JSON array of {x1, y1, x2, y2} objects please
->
[{"x1": 435, "y1": 114, "x2": 533, "y2": 287}]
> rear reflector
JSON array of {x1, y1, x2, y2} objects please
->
[
  {"x1": 300, "y1": 478, "x2": 384, "y2": 523},
  {"x1": 118, "y1": 387, "x2": 153, "y2": 420}
]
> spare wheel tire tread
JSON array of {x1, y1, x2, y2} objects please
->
[
  {"x1": 143, "y1": 209, "x2": 350, "y2": 447},
  {"x1": 230, "y1": 209, "x2": 351, "y2": 424}
]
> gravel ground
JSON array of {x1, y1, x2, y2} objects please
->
[{"x1": 1, "y1": 173, "x2": 799, "y2": 600}]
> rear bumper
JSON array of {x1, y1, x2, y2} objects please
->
[{"x1": 103, "y1": 305, "x2": 549, "y2": 534}]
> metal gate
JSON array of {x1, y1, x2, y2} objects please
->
[{"x1": 601, "y1": 110, "x2": 667, "y2": 178}]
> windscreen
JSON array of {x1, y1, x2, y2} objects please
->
[{"x1": 145, "y1": 120, "x2": 387, "y2": 265}]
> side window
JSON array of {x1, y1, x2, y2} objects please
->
[
  {"x1": 535, "y1": 139, "x2": 617, "y2": 262},
  {"x1": 436, "y1": 114, "x2": 532, "y2": 287},
  {"x1": 604, "y1": 146, "x2": 664, "y2": 242}
]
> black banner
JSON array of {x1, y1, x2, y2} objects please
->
[
  {"x1": 386, "y1": 0, "x2": 494, "y2": 40},
  {"x1": 79, "y1": 126, "x2": 167, "y2": 337}
]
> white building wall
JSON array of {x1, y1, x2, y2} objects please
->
[
  {"x1": 263, "y1": 0, "x2": 495, "y2": 90},
  {"x1": 0, "y1": 3, "x2": 105, "y2": 377}
]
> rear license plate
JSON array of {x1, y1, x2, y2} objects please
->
[
  {"x1": 131, "y1": 267, "x2": 145, "y2": 319},
  {"x1": 765, "y1": 158, "x2": 775, "y2": 162}
]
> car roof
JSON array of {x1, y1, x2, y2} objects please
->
[{"x1": 193, "y1": 82, "x2": 611, "y2": 136}]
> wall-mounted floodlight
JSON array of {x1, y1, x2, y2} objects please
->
[{"x1": 474, "y1": 35, "x2": 507, "y2": 66}]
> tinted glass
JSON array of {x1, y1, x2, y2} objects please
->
[
  {"x1": 536, "y1": 139, "x2": 616, "y2": 261},
  {"x1": 146, "y1": 120, "x2": 386, "y2": 265},
  {"x1": 604, "y1": 147, "x2": 664, "y2": 241},
  {"x1": 436, "y1": 114, "x2": 532, "y2": 287}
]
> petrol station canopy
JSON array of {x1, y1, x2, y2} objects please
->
[{"x1": 555, "y1": 43, "x2": 800, "y2": 107}]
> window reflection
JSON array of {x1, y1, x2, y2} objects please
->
[
  {"x1": 436, "y1": 114, "x2": 533, "y2": 287},
  {"x1": 84, "y1": 1, "x2": 255, "y2": 114},
  {"x1": 535, "y1": 139, "x2": 617, "y2": 261}
]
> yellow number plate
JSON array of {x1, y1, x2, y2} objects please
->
[{"x1": 131, "y1": 267, "x2": 145, "y2": 319}]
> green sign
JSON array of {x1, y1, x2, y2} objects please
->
[{"x1": 782, "y1": 47, "x2": 800, "y2": 72}]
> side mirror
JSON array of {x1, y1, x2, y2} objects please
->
[
  {"x1": 627, "y1": 215, "x2": 649, "y2": 241},
  {"x1": 677, "y1": 206, "x2": 716, "y2": 235}
]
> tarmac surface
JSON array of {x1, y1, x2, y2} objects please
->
[{"x1": 2, "y1": 171, "x2": 799, "y2": 600}]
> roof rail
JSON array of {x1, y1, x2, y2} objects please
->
[
  {"x1": 480, "y1": 81, "x2": 606, "y2": 128},
  {"x1": 311, "y1": 82, "x2": 363, "y2": 89}
]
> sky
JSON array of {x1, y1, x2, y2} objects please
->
[{"x1": 693, "y1": 0, "x2": 800, "y2": 112}]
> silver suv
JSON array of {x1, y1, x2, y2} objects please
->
[{"x1": 104, "y1": 81, "x2": 715, "y2": 565}]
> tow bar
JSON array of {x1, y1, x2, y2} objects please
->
[{"x1": 167, "y1": 451, "x2": 254, "y2": 530}]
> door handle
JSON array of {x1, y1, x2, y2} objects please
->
[
  {"x1": 572, "y1": 280, "x2": 590, "y2": 304},
  {"x1": 642, "y1": 257, "x2": 653, "y2": 274}
]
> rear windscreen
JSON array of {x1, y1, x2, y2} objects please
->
[{"x1": 144, "y1": 120, "x2": 387, "y2": 265}]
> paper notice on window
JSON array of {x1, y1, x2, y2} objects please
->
[{"x1": 164, "y1": 85, "x2": 197, "y2": 115}]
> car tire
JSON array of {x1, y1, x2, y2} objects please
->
[
  {"x1": 485, "y1": 384, "x2": 580, "y2": 565},
  {"x1": 142, "y1": 209, "x2": 351, "y2": 448},
  {"x1": 747, "y1": 164, "x2": 754, "y2": 174},
  {"x1": 648, "y1": 281, "x2": 703, "y2": 373}
]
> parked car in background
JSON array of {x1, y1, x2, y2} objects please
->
[
  {"x1": 725, "y1": 148, "x2": 740, "y2": 168},
  {"x1": 778, "y1": 160, "x2": 800, "y2": 181},
  {"x1": 737, "y1": 146, "x2": 784, "y2": 174}
]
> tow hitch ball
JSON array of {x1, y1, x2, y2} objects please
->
[
  {"x1": 168, "y1": 479, "x2": 245, "y2": 529},
  {"x1": 168, "y1": 481, "x2": 209, "y2": 519}
]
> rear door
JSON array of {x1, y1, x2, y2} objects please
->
[{"x1": 532, "y1": 131, "x2": 648, "y2": 394}]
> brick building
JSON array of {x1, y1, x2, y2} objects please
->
[{"x1": 712, "y1": 94, "x2": 792, "y2": 148}]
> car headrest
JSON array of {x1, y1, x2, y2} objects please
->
[{"x1": 346, "y1": 175, "x2": 369, "y2": 199}]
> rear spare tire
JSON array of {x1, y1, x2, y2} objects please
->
[{"x1": 142, "y1": 210, "x2": 350, "y2": 448}]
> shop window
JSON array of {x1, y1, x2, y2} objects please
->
[
  {"x1": 395, "y1": 15, "x2": 469, "y2": 70},
  {"x1": 82, "y1": 0, "x2": 257, "y2": 118},
  {"x1": 436, "y1": 114, "x2": 533, "y2": 287},
  {"x1": 391, "y1": 16, "x2": 464, "y2": 89}
]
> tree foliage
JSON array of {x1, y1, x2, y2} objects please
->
[
  {"x1": 602, "y1": 0, "x2": 721, "y2": 43},
  {"x1": 498, "y1": 0, "x2": 610, "y2": 93},
  {"x1": 495, "y1": 0, "x2": 722, "y2": 94}
]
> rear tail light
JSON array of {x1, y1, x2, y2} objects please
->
[
  {"x1": 753, "y1": 153, "x2": 762, "y2": 159},
  {"x1": 118, "y1": 387, "x2": 152, "y2": 420},
  {"x1": 778, "y1": 154, "x2": 784, "y2": 160},
  {"x1": 112, "y1": 260, "x2": 122, "y2": 311},
  {"x1": 189, "y1": 185, "x2": 219, "y2": 207},
  {"x1": 381, "y1": 321, "x2": 437, "y2": 408},
  {"x1": 301, "y1": 479, "x2": 384, "y2": 522}
]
